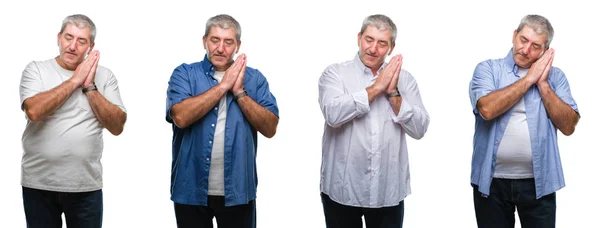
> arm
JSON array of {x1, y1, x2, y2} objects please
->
[
  {"x1": 236, "y1": 95, "x2": 278, "y2": 138},
  {"x1": 318, "y1": 66, "x2": 370, "y2": 128},
  {"x1": 476, "y1": 77, "x2": 534, "y2": 120},
  {"x1": 475, "y1": 50, "x2": 553, "y2": 120},
  {"x1": 21, "y1": 55, "x2": 96, "y2": 121},
  {"x1": 23, "y1": 80, "x2": 79, "y2": 121},
  {"x1": 391, "y1": 71, "x2": 430, "y2": 139},
  {"x1": 535, "y1": 49, "x2": 579, "y2": 135},
  {"x1": 170, "y1": 86, "x2": 228, "y2": 129},
  {"x1": 537, "y1": 82, "x2": 579, "y2": 135},
  {"x1": 86, "y1": 90, "x2": 127, "y2": 135},
  {"x1": 169, "y1": 55, "x2": 245, "y2": 129},
  {"x1": 232, "y1": 55, "x2": 278, "y2": 138}
]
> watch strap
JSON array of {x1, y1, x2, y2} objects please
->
[
  {"x1": 234, "y1": 90, "x2": 247, "y2": 100},
  {"x1": 386, "y1": 89, "x2": 401, "y2": 98},
  {"x1": 82, "y1": 84, "x2": 97, "y2": 93}
]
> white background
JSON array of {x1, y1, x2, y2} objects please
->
[{"x1": 1, "y1": 0, "x2": 597, "y2": 227}]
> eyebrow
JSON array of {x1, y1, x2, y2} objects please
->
[
  {"x1": 64, "y1": 33, "x2": 89, "y2": 42},
  {"x1": 520, "y1": 35, "x2": 543, "y2": 47}
]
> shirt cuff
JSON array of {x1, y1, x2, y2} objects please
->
[
  {"x1": 392, "y1": 99, "x2": 414, "y2": 123},
  {"x1": 353, "y1": 90, "x2": 370, "y2": 116}
]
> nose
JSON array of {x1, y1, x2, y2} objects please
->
[
  {"x1": 215, "y1": 41, "x2": 225, "y2": 53},
  {"x1": 368, "y1": 44, "x2": 377, "y2": 54},
  {"x1": 522, "y1": 43, "x2": 532, "y2": 55},
  {"x1": 67, "y1": 40, "x2": 77, "y2": 51}
]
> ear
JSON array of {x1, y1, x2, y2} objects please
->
[
  {"x1": 236, "y1": 40, "x2": 242, "y2": 54},
  {"x1": 388, "y1": 43, "x2": 396, "y2": 56},
  {"x1": 357, "y1": 32, "x2": 362, "y2": 47},
  {"x1": 57, "y1": 32, "x2": 61, "y2": 46},
  {"x1": 512, "y1": 30, "x2": 517, "y2": 45},
  {"x1": 202, "y1": 36, "x2": 207, "y2": 50},
  {"x1": 89, "y1": 43, "x2": 95, "y2": 53}
]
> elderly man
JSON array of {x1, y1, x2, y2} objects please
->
[
  {"x1": 165, "y1": 14, "x2": 279, "y2": 228},
  {"x1": 469, "y1": 14, "x2": 579, "y2": 228},
  {"x1": 318, "y1": 14, "x2": 430, "y2": 228},
  {"x1": 19, "y1": 14, "x2": 127, "y2": 228}
]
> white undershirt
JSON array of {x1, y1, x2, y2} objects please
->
[
  {"x1": 208, "y1": 71, "x2": 227, "y2": 195},
  {"x1": 494, "y1": 67, "x2": 534, "y2": 179}
]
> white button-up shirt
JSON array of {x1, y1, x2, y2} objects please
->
[{"x1": 319, "y1": 53, "x2": 430, "y2": 208}]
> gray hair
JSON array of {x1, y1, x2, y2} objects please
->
[
  {"x1": 60, "y1": 14, "x2": 96, "y2": 43},
  {"x1": 204, "y1": 14, "x2": 241, "y2": 41},
  {"x1": 360, "y1": 14, "x2": 397, "y2": 45},
  {"x1": 516, "y1": 14, "x2": 554, "y2": 48}
]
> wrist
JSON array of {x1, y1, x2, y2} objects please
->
[
  {"x1": 536, "y1": 81, "x2": 551, "y2": 91},
  {"x1": 234, "y1": 90, "x2": 247, "y2": 101},
  {"x1": 232, "y1": 87, "x2": 245, "y2": 96},
  {"x1": 386, "y1": 88, "x2": 401, "y2": 99},
  {"x1": 82, "y1": 84, "x2": 97, "y2": 94}
]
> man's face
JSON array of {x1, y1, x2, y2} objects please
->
[
  {"x1": 56, "y1": 23, "x2": 94, "y2": 71},
  {"x1": 512, "y1": 25, "x2": 548, "y2": 69},
  {"x1": 357, "y1": 25, "x2": 394, "y2": 73},
  {"x1": 203, "y1": 26, "x2": 240, "y2": 71}
]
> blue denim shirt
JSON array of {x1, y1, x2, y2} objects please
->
[
  {"x1": 469, "y1": 49, "x2": 579, "y2": 199},
  {"x1": 166, "y1": 55, "x2": 279, "y2": 206}
]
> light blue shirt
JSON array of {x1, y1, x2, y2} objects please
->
[{"x1": 469, "y1": 49, "x2": 579, "y2": 199}]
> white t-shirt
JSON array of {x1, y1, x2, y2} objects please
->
[
  {"x1": 494, "y1": 67, "x2": 533, "y2": 179},
  {"x1": 208, "y1": 71, "x2": 226, "y2": 196},
  {"x1": 19, "y1": 58, "x2": 126, "y2": 192}
]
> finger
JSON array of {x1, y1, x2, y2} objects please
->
[
  {"x1": 239, "y1": 55, "x2": 247, "y2": 78},
  {"x1": 543, "y1": 51, "x2": 554, "y2": 74}
]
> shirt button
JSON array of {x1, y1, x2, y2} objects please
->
[
  {"x1": 214, "y1": 107, "x2": 218, "y2": 110},
  {"x1": 209, "y1": 141, "x2": 212, "y2": 144},
  {"x1": 206, "y1": 158, "x2": 210, "y2": 161},
  {"x1": 495, "y1": 140, "x2": 499, "y2": 145},
  {"x1": 211, "y1": 124, "x2": 215, "y2": 127}
]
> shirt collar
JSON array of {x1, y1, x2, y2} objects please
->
[
  {"x1": 503, "y1": 49, "x2": 520, "y2": 75},
  {"x1": 201, "y1": 54, "x2": 216, "y2": 77},
  {"x1": 354, "y1": 52, "x2": 384, "y2": 76}
]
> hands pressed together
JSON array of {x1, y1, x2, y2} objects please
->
[
  {"x1": 526, "y1": 48, "x2": 555, "y2": 87},
  {"x1": 374, "y1": 54, "x2": 403, "y2": 96},
  {"x1": 71, "y1": 50, "x2": 100, "y2": 89},
  {"x1": 219, "y1": 54, "x2": 247, "y2": 96}
]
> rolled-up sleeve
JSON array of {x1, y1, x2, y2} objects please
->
[
  {"x1": 252, "y1": 70, "x2": 279, "y2": 118},
  {"x1": 469, "y1": 61, "x2": 496, "y2": 115},
  {"x1": 166, "y1": 64, "x2": 192, "y2": 123},
  {"x1": 549, "y1": 67, "x2": 579, "y2": 115},
  {"x1": 392, "y1": 70, "x2": 430, "y2": 139},
  {"x1": 318, "y1": 65, "x2": 370, "y2": 128}
]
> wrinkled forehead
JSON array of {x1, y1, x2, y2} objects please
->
[
  {"x1": 517, "y1": 25, "x2": 548, "y2": 46},
  {"x1": 362, "y1": 25, "x2": 393, "y2": 42},
  {"x1": 207, "y1": 26, "x2": 238, "y2": 41},
  {"x1": 61, "y1": 23, "x2": 93, "y2": 40}
]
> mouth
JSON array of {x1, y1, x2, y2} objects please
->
[{"x1": 213, "y1": 54, "x2": 228, "y2": 59}]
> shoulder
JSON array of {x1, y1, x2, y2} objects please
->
[
  {"x1": 244, "y1": 65, "x2": 267, "y2": 81},
  {"x1": 325, "y1": 59, "x2": 354, "y2": 73}
]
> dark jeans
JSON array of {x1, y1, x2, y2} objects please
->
[
  {"x1": 473, "y1": 178, "x2": 556, "y2": 228},
  {"x1": 321, "y1": 192, "x2": 404, "y2": 228},
  {"x1": 174, "y1": 196, "x2": 256, "y2": 228},
  {"x1": 22, "y1": 186, "x2": 103, "y2": 228}
]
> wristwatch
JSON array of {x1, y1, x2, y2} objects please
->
[
  {"x1": 234, "y1": 90, "x2": 247, "y2": 100},
  {"x1": 82, "y1": 84, "x2": 97, "y2": 93},
  {"x1": 386, "y1": 89, "x2": 401, "y2": 98}
]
